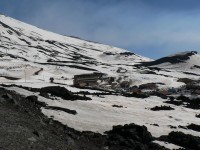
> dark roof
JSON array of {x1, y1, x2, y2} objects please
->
[{"x1": 74, "y1": 72, "x2": 105, "y2": 79}]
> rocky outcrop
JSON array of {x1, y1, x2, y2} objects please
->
[
  {"x1": 150, "y1": 105, "x2": 174, "y2": 111},
  {"x1": 159, "y1": 131, "x2": 200, "y2": 150},
  {"x1": 187, "y1": 124, "x2": 200, "y2": 132},
  {"x1": 45, "y1": 106, "x2": 77, "y2": 115},
  {"x1": 105, "y1": 124, "x2": 167, "y2": 150},
  {"x1": 40, "y1": 86, "x2": 92, "y2": 101}
]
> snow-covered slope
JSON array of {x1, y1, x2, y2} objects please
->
[
  {"x1": 0, "y1": 14, "x2": 152, "y2": 84},
  {"x1": 0, "y1": 14, "x2": 199, "y2": 108},
  {"x1": 141, "y1": 51, "x2": 200, "y2": 70},
  {"x1": 135, "y1": 51, "x2": 200, "y2": 86},
  {"x1": 1, "y1": 14, "x2": 200, "y2": 89}
]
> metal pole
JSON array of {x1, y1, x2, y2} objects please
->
[{"x1": 24, "y1": 67, "x2": 26, "y2": 82}]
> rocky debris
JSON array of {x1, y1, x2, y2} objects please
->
[
  {"x1": 192, "y1": 65, "x2": 200, "y2": 69},
  {"x1": 105, "y1": 123, "x2": 167, "y2": 150},
  {"x1": 183, "y1": 71, "x2": 200, "y2": 76},
  {"x1": 45, "y1": 106, "x2": 77, "y2": 115},
  {"x1": 196, "y1": 114, "x2": 200, "y2": 118},
  {"x1": 103, "y1": 52, "x2": 116, "y2": 55},
  {"x1": 40, "y1": 86, "x2": 92, "y2": 101},
  {"x1": 186, "y1": 84, "x2": 200, "y2": 91},
  {"x1": 1, "y1": 94, "x2": 11, "y2": 103},
  {"x1": 1, "y1": 94, "x2": 10, "y2": 99},
  {"x1": 178, "y1": 125, "x2": 187, "y2": 129},
  {"x1": 176, "y1": 95, "x2": 190, "y2": 101},
  {"x1": 159, "y1": 131, "x2": 200, "y2": 150},
  {"x1": 122, "y1": 92, "x2": 149, "y2": 98},
  {"x1": 1, "y1": 92, "x2": 15, "y2": 104},
  {"x1": 168, "y1": 125, "x2": 177, "y2": 129},
  {"x1": 150, "y1": 105, "x2": 174, "y2": 111},
  {"x1": 112, "y1": 105, "x2": 123, "y2": 108},
  {"x1": 150, "y1": 91, "x2": 168, "y2": 99},
  {"x1": 139, "y1": 83, "x2": 158, "y2": 90},
  {"x1": 151, "y1": 124, "x2": 159, "y2": 127},
  {"x1": 25, "y1": 95, "x2": 47, "y2": 107},
  {"x1": 187, "y1": 124, "x2": 200, "y2": 132},
  {"x1": 165, "y1": 95, "x2": 200, "y2": 109},
  {"x1": 120, "y1": 52, "x2": 135, "y2": 56},
  {"x1": 165, "y1": 99, "x2": 182, "y2": 106},
  {"x1": 176, "y1": 95, "x2": 200, "y2": 109},
  {"x1": 177, "y1": 78, "x2": 195, "y2": 84}
]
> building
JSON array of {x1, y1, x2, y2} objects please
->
[{"x1": 73, "y1": 72, "x2": 105, "y2": 87}]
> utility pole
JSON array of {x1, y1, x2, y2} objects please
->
[
  {"x1": 6, "y1": 43, "x2": 9, "y2": 55},
  {"x1": 24, "y1": 66, "x2": 26, "y2": 83}
]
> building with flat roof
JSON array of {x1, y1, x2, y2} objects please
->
[{"x1": 73, "y1": 72, "x2": 105, "y2": 87}]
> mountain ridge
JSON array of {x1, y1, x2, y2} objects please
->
[
  {"x1": 139, "y1": 50, "x2": 199, "y2": 67},
  {"x1": 0, "y1": 14, "x2": 200, "y2": 88}
]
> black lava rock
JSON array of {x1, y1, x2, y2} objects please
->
[{"x1": 159, "y1": 131, "x2": 200, "y2": 150}]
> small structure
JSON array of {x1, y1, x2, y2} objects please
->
[
  {"x1": 73, "y1": 72, "x2": 105, "y2": 87},
  {"x1": 50, "y1": 77, "x2": 54, "y2": 83}
]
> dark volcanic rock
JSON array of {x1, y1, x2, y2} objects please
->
[
  {"x1": 176, "y1": 95, "x2": 190, "y2": 101},
  {"x1": 177, "y1": 78, "x2": 195, "y2": 84},
  {"x1": 139, "y1": 83, "x2": 158, "y2": 90},
  {"x1": 1, "y1": 94, "x2": 10, "y2": 99},
  {"x1": 40, "y1": 86, "x2": 91, "y2": 101},
  {"x1": 187, "y1": 124, "x2": 200, "y2": 132},
  {"x1": 151, "y1": 124, "x2": 159, "y2": 127},
  {"x1": 25, "y1": 95, "x2": 47, "y2": 107},
  {"x1": 168, "y1": 125, "x2": 176, "y2": 129},
  {"x1": 150, "y1": 105, "x2": 174, "y2": 111},
  {"x1": 159, "y1": 131, "x2": 200, "y2": 150},
  {"x1": 177, "y1": 95, "x2": 200, "y2": 109},
  {"x1": 151, "y1": 91, "x2": 168, "y2": 99},
  {"x1": 120, "y1": 52, "x2": 135, "y2": 56},
  {"x1": 165, "y1": 99, "x2": 182, "y2": 106},
  {"x1": 123, "y1": 92, "x2": 149, "y2": 98},
  {"x1": 165, "y1": 95, "x2": 200, "y2": 109},
  {"x1": 105, "y1": 123, "x2": 167, "y2": 150},
  {"x1": 45, "y1": 106, "x2": 77, "y2": 115},
  {"x1": 112, "y1": 105, "x2": 123, "y2": 108},
  {"x1": 178, "y1": 125, "x2": 187, "y2": 129}
]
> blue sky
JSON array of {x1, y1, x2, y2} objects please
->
[{"x1": 1, "y1": 0, "x2": 200, "y2": 58}]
